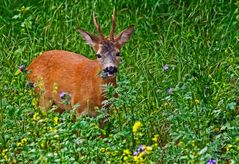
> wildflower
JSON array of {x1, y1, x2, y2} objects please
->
[
  {"x1": 123, "y1": 149, "x2": 131, "y2": 156},
  {"x1": 137, "y1": 145, "x2": 145, "y2": 153},
  {"x1": 1, "y1": 149, "x2": 8, "y2": 161},
  {"x1": 194, "y1": 99, "x2": 200, "y2": 105},
  {"x1": 60, "y1": 92, "x2": 66, "y2": 99},
  {"x1": 100, "y1": 148, "x2": 106, "y2": 153},
  {"x1": 226, "y1": 144, "x2": 233, "y2": 152},
  {"x1": 163, "y1": 64, "x2": 169, "y2": 71},
  {"x1": 17, "y1": 142, "x2": 22, "y2": 147},
  {"x1": 152, "y1": 134, "x2": 159, "y2": 143},
  {"x1": 133, "y1": 151, "x2": 139, "y2": 156},
  {"x1": 53, "y1": 116, "x2": 59, "y2": 125},
  {"x1": 132, "y1": 121, "x2": 142, "y2": 133},
  {"x1": 207, "y1": 159, "x2": 216, "y2": 164},
  {"x1": 59, "y1": 92, "x2": 72, "y2": 105},
  {"x1": 32, "y1": 97, "x2": 38, "y2": 108},
  {"x1": 17, "y1": 138, "x2": 27, "y2": 147},
  {"x1": 1, "y1": 149, "x2": 7, "y2": 155},
  {"x1": 19, "y1": 64, "x2": 25, "y2": 72},
  {"x1": 123, "y1": 156, "x2": 128, "y2": 161},
  {"x1": 21, "y1": 138, "x2": 27, "y2": 144},
  {"x1": 145, "y1": 146, "x2": 152, "y2": 154},
  {"x1": 133, "y1": 153, "x2": 144, "y2": 162},
  {"x1": 167, "y1": 87, "x2": 174, "y2": 94},
  {"x1": 33, "y1": 112, "x2": 40, "y2": 121},
  {"x1": 134, "y1": 145, "x2": 146, "y2": 157}
]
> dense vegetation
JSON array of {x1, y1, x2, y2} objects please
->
[{"x1": 0, "y1": 0, "x2": 239, "y2": 163}]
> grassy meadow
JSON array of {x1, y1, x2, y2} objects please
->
[{"x1": 0, "y1": 0, "x2": 239, "y2": 163}]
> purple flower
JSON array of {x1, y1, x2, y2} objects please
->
[
  {"x1": 207, "y1": 159, "x2": 216, "y2": 164},
  {"x1": 167, "y1": 87, "x2": 174, "y2": 94},
  {"x1": 133, "y1": 151, "x2": 139, "y2": 156},
  {"x1": 60, "y1": 92, "x2": 66, "y2": 99},
  {"x1": 19, "y1": 64, "x2": 25, "y2": 72},
  {"x1": 133, "y1": 145, "x2": 145, "y2": 156},
  {"x1": 137, "y1": 145, "x2": 145, "y2": 152},
  {"x1": 163, "y1": 64, "x2": 169, "y2": 71}
]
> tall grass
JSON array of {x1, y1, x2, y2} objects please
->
[{"x1": 0, "y1": 0, "x2": 239, "y2": 163}]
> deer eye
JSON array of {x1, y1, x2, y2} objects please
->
[
  {"x1": 116, "y1": 52, "x2": 120, "y2": 57},
  {"x1": 96, "y1": 54, "x2": 102, "y2": 58}
]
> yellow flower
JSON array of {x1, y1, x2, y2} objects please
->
[
  {"x1": 32, "y1": 98, "x2": 38, "y2": 108},
  {"x1": 33, "y1": 112, "x2": 40, "y2": 121},
  {"x1": 194, "y1": 99, "x2": 200, "y2": 105},
  {"x1": 53, "y1": 116, "x2": 59, "y2": 125},
  {"x1": 123, "y1": 149, "x2": 131, "y2": 156},
  {"x1": 1, "y1": 149, "x2": 7, "y2": 155},
  {"x1": 152, "y1": 134, "x2": 159, "y2": 143},
  {"x1": 21, "y1": 138, "x2": 27, "y2": 144},
  {"x1": 1, "y1": 149, "x2": 8, "y2": 161},
  {"x1": 17, "y1": 138, "x2": 27, "y2": 147},
  {"x1": 132, "y1": 121, "x2": 142, "y2": 133},
  {"x1": 100, "y1": 148, "x2": 106, "y2": 153},
  {"x1": 226, "y1": 144, "x2": 233, "y2": 152},
  {"x1": 145, "y1": 146, "x2": 152, "y2": 154},
  {"x1": 138, "y1": 152, "x2": 144, "y2": 158},
  {"x1": 17, "y1": 142, "x2": 22, "y2": 147},
  {"x1": 133, "y1": 154, "x2": 144, "y2": 163},
  {"x1": 123, "y1": 156, "x2": 128, "y2": 161}
]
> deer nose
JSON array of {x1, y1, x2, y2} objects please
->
[{"x1": 104, "y1": 66, "x2": 117, "y2": 74}]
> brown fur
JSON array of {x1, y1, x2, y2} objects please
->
[{"x1": 27, "y1": 50, "x2": 116, "y2": 116}]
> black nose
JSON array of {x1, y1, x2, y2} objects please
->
[{"x1": 104, "y1": 66, "x2": 117, "y2": 74}]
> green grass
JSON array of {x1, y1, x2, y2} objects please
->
[{"x1": 0, "y1": 0, "x2": 239, "y2": 163}]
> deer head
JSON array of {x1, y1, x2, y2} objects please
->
[{"x1": 78, "y1": 9, "x2": 134, "y2": 78}]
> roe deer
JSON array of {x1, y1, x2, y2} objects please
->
[{"x1": 27, "y1": 10, "x2": 134, "y2": 117}]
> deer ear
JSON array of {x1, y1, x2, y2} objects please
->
[
  {"x1": 78, "y1": 29, "x2": 98, "y2": 47},
  {"x1": 115, "y1": 25, "x2": 134, "y2": 47}
]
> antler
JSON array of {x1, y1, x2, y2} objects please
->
[
  {"x1": 109, "y1": 9, "x2": 116, "y2": 41},
  {"x1": 93, "y1": 12, "x2": 104, "y2": 40}
]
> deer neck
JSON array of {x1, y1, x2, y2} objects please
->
[{"x1": 102, "y1": 76, "x2": 117, "y2": 87}]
